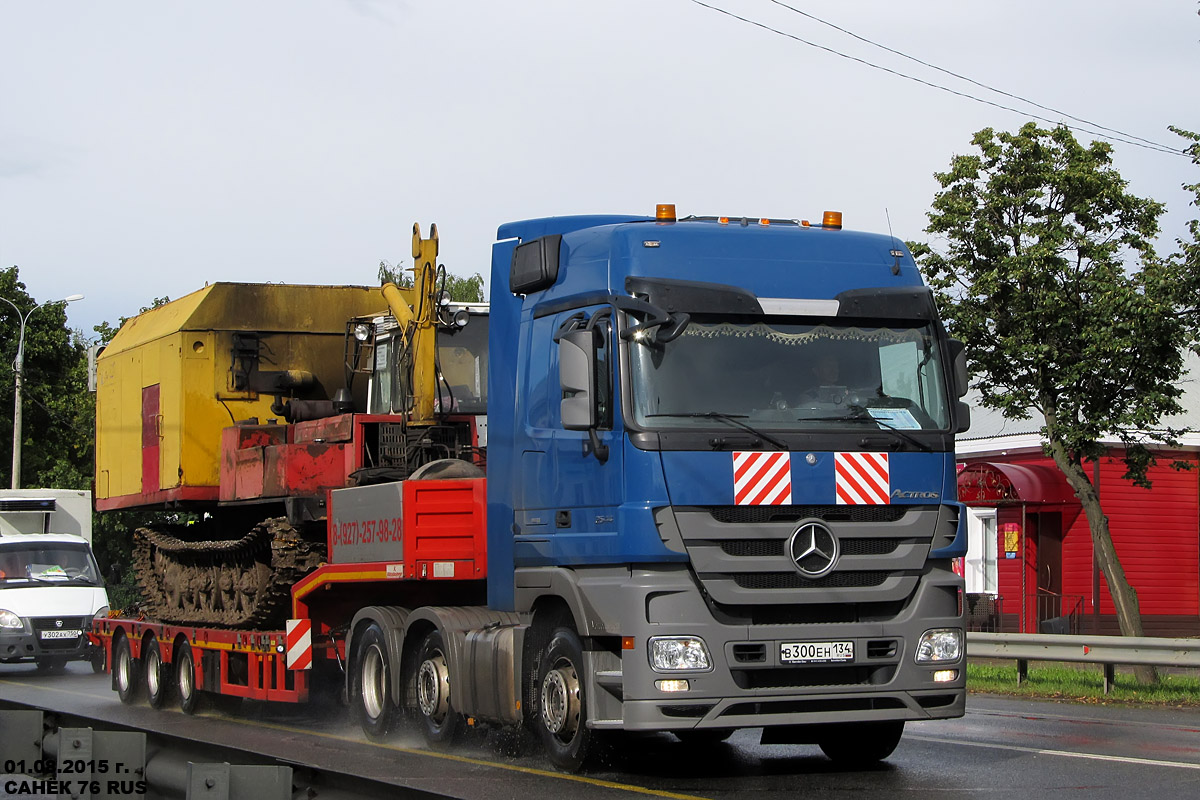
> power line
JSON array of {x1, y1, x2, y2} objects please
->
[
  {"x1": 764, "y1": 0, "x2": 1177, "y2": 153},
  {"x1": 687, "y1": 0, "x2": 1186, "y2": 158}
]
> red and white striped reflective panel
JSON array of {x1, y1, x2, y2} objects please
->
[
  {"x1": 286, "y1": 618, "x2": 313, "y2": 670},
  {"x1": 835, "y1": 452, "x2": 890, "y2": 505},
  {"x1": 733, "y1": 452, "x2": 792, "y2": 506}
]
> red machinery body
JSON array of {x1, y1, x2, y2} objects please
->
[{"x1": 94, "y1": 413, "x2": 488, "y2": 706}]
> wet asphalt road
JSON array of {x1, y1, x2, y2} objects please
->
[{"x1": 2, "y1": 661, "x2": 1200, "y2": 799}]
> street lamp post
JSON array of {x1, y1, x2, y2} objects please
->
[{"x1": 1, "y1": 291, "x2": 85, "y2": 489}]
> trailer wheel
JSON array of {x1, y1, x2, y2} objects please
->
[
  {"x1": 817, "y1": 720, "x2": 904, "y2": 766},
  {"x1": 175, "y1": 641, "x2": 200, "y2": 715},
  {"x1": 352, "y1": 623, "x2": 397, "y2": 741},
  {"x1": 144, "y1": 639, "x2": 172, "y2": 709},
  {"x1": 113, "y1": 635, "x2": 142, "y2": 705},
  {"x1": 413, "y1": 629, "x2": 463, "y2": 746},
  {"x1": 535, "y1": 627, "x2": 592, "y2": 772}
]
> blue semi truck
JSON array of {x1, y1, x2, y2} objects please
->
[
  {"x1": 97, "y1": 205, "x2": 969, "y2": 772},
  {"x1": 475, "y1": 205, "x2": 969, "y2": 768}
]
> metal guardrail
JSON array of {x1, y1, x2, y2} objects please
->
[
  {"x1": 967, "y1": 632, "x2": 1200, "y2": 693},
  {"x1": 0, "y1": 706, "x2": 406, "y2": 800}
]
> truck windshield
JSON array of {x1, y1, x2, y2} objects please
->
[
  {"x1": 0, "y1": 543, "x2": 103, "y2": 587},
  {"x1": 628, "y1": 318, "x2": 951, "y2": 432}
]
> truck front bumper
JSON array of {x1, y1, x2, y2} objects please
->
[
  {"x1": 522, "y1": 562, "x2": 967, "y2": 733},
  {"x1": 0, "y1": 620, "x2": 95, "y2": 663}
]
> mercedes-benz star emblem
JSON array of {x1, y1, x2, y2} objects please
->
[{"x1": 788, "y1": 521, "x2": 839, "y2": 578}]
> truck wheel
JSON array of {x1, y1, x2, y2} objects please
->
[
  {"x1": 352, "y1": 623, "x2": 397, "y2": 741},
  {"x1": 113, "y1": 635, "x2": 143, "y2": 705},
  {"x1": 817, "y1": 720, "x2": 904, "y2": 766},
  {"x1": 175, "y1": 641, "x2": 200, "y2": 715},
  {"x1": 144, "y1": 639, "x2": 172, "y2": 709},
  {"x1": 535, "y1": 628, "x2": 592, "y2": 772},
  {"x1": 414, "y1": 629, "x2": 463, "y2": 746}
]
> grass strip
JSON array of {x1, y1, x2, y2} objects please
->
[{"x1": 968, "y1": 661, "x2": 1200, "y2": 706}]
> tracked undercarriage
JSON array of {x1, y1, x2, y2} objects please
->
[{"x1": 134, "y1": 518, "x2": 325, "y2": 629}]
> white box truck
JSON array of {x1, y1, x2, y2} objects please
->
[{"x1": 0, "y1": 489, "x2": 109, "y2": 671}]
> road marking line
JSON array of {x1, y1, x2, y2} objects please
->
[{"x1": 910, "y1": 734, "x2": 1200, "y2": 770}]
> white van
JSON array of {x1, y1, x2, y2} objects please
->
[{"x1": 0, "y1": 533, "x2": 110, "y2": 671}]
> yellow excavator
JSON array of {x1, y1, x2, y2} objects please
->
[{"x1": 94, "y1": 224, "x2": 488, "y2": 627}]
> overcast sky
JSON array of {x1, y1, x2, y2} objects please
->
[{"x1": 2, "y1": 1, "x2": 1197, "y2": 337}]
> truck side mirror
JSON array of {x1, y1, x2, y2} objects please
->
[
  {"x1": 560, "y1": 329, "x2": 597, "y2": 431},
  {"x1": 955, "y1": 400, "x2": 972, "y2": 434},
  {"x1": 948, "y1": 339, "x2": 969, "y2": 398}
]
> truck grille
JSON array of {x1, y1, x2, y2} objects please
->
[
  {"x1": 668, "y1": 506, "x2": 940, "y2": 608},
  {"x1": 708, "y1": 505, "x2": 909, "y2": 524},
  {"x1": 718, "y1": 538, "x2": 903, "y2": 558},
  {"x1": 733, "y1": 571, "x2": 890, "y2": 590},
  {"x1": 732, "y1": 664, "x2": 896, "y2": 689}
]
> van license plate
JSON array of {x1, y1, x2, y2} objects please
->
[
  {"x1": 780, "y1": 641, "x2": 854, "y2": 663},
  {"x1": 40, "y1": 630, "x2": 82, "y2": 640}
]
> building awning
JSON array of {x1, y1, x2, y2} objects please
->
[{"x1": 957, "y1": 462, "x2": 1078, "y2": 505}]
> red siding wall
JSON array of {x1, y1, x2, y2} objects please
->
[{"x1": 964, "y1": 450, "x2": 1199, "y2": 625}]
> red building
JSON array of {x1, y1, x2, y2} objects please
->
[{"x1": 955, "y1": 362, "x2": 1200, "y2": 637}]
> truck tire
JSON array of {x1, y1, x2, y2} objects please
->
[
  {"x1": 535, "y1": 627, "x2": 592, "y2": 772},
  {"x1": 175, "y1": 641, "x2": 200, "y2": 715},
  {"x1": 817, "y1": 720, "x2": 904, "y2": 766},
  {"x1": 144, "y1": 638, "x2": 171, "y2": 709},
  {"x1": 413, "y1": 629, "x2": 463, "y2": 746},
  {"x1": 352, "y1": 623, "x2": 397, "y2": 741},
  {"x1": 113, "y1": 635, "x2": 143, "y2": 705}
]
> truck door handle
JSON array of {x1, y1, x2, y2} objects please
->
[{"x1": 556, "y1": 510, "x2": 571, "y2": 529}]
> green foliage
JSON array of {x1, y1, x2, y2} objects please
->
[
  {"x1": 378, "y1": 261, "x2": 485, "y2": 303},
  {"x1": 0, "y1": 267, "x2": 94, "y2": 491},
  {"x1": 1170, "y1": 125, "x2": 1200, "y2": 333},
  {"x1": 913, "y1": 123, "x2": 1197, "y2": 487}
]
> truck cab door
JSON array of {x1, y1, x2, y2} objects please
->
[{"x1": 514, "y1": 307, "x2": 622, "y2": 563}]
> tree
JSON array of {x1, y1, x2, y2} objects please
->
[
  {"x1": 0, "y1": 267, "x2": 93, "y2": 490},
  {"x1": 378, "y1": 261, "x2": 485, "y2": 303},
  {"x1": 912, "y1": 123, "x2": 1199, "y2": 682},
  {"x1": 1172, "y1": 125, "x2": 1200, "y2": 327}
]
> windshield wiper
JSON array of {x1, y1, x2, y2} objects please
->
[
  {"x1": 796, "y1": 409, "x2": 931, "y2": 452},
  {"x1": 646, "y1": 412, "x2": 789, "y2": 451}
]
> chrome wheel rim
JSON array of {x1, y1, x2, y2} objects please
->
[
  {"x1": 361, "y1": 643, "x2": 387, "y2": 721},
  {"x1": 540, "y1": 660, "x2": 580, "y2": 738},
  {"x1": 417, "y1": 650, "x2": 450, "y2": 722},
  {"x1": 146, "y1": 646, "x2": 161, "y2": 696}
]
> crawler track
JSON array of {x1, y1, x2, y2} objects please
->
[{"x1": 133, "y1": 518, "x2": 324, "y2": 628}]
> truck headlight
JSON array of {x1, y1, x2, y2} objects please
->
[
  {"x1": 0, "y1": 609, "x2": 24, "y2": 629},
  {"x1": 915, "y1": 628, "x2": 962, "y2": 663},
  {"x1": 648, "y1": 636, "x2": 712, "y2": 672}
]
